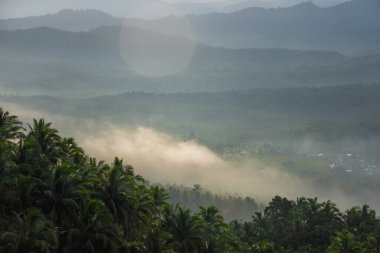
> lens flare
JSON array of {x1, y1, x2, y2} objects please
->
[{"x1": 119, "y1": 3, "x2": 195, "y2": 77}]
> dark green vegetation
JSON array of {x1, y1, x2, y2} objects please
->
[
  {"x1": 2, "y1": 108, "x2": 380, "y2": 253},
  {"x1": 1, "y1": 0, "x2": 380, "y2": 251},
  {"x1": 0, "y1": 107, "x2": 241, "y2": 252}
]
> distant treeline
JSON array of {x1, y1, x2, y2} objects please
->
[
  {"x1": 165, "y1": 184, "x2": 260, "y2": 221},
  {"x1": 0, "y1": 24, "x2": 379, "y2": 97},
  {"x1": 2, "y1": 83, "x2": 380, "y2": 154}
]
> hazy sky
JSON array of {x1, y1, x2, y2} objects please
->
[{"x1": 0, "y1": 0, "x2": 350, "y2": 19}]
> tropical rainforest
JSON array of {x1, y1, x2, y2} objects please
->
[
  {"x1": 1, "y1": 0, "x2": 380, "y2": 252},
  {"x1": 1, "y1": 108, "x2": 380, "y2": 253}
]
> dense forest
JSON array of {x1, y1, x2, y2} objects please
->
[
  {"x1": 1, "y1": 0, "x2": 380, "y2": 252},
  {"x1": 2, "y1": 107, "x2": 380, "y2": 253}
]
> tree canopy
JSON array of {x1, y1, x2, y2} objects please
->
[{"x1": 1, "y1": 107, "x2": 380, "y2": 253}]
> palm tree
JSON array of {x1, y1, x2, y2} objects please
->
[
  {"x1": 27, "y1": 119, "x2": 61, "y2": 163},
  {"x1": 77, "y1": 158, "x2": 107, "y2": 190},
  {"x1": 144, "y1": 219, "x2": 171, "y2": 253},
  {"x1": 0, "y1": 208, "x2": 58, "y2": 253},
  {"x1": 366, "y1": 223, "x2": 380, "y2": 253},
  {"x1": 0, "y1": 140, "x2": 17, "y2": 174},
  {"x1": 318, "y1": 200, "x2": 344, "y2": 245},
  {"x1": 59, "y1": 137, "x2": 86, "y2": 165},
  {"x1": 64, "y1": 199, "x2": 123, "y2": 253},
  {"x1": 251, "y1": 240, "x2": 275, "y2": 253},
  {"x1": 163, "y1": 205, "x2": 201, "y2": 253},
  {"x1": 129, "y1": 186, "x2": 153, "y2": 236},
  {"x1": 264, "y1": 196, "x2": 294, "y2": 226},
  {"x1": 150, "y1": 185, "x2": 170, "y2": 215},
  {"x1": 0, "y1": 108, "x2": 24, "y2": 141},
  {"x1": 263, "y1": 196, "x2": 294, "y2": 247},
  {"x1": 327, "y1": 230, "x2": 362, "y2": 253},
  {"x1": 0, "y1": 108, "x2": 24, "y2": 173},
  {"x1": 345, "y1": 205, "x2": 377, "y2": 240},
  {"x1": 0, "y1": 175, "x2": 36, "y2": 213},
  {"x1": 35, "y1": 164, "x2": 81, "y2": 232},
  {"x1": 197, "y1": 206, "x2": 229, "y2": 253},
  {"x1": 198, "y1": 206, "x2": 223, "y2": 226},
  {"x1": 95, "y1": 157, "x2": 137, "y2": 239},
  {"x1": 251, "y1": 212, "x2": 269, "y2": 242}
]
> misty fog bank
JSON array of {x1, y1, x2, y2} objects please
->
[{"x1": 2, "y1": 101, "x2": 380, "y2": 212}]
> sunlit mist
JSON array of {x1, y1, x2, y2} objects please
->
[{"x1": 119, "y1": 3, "x2": 196, "y2": 77}]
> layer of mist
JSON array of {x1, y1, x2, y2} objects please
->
[
  {"x1": 1, "y1": 0, "x2": 379, "y2": 214},
  {"x1": 3, "y1": 102, "x2": 378, "y2": 211}
]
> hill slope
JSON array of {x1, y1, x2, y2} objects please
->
[
  {"x1": 0, "y1": 9, "x2": 122, "y2": 31},
  {"x1": 1, "y1": 0, "x2": 378, "y2": 54},
  {"x1": 126, "y1": 0, "x2": 380, "y2": 54},
  {"x1": 2, "y1": 26, "x2": 379, "y2": 97}
]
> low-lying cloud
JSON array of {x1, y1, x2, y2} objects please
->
[
  {"x1": 1, "y1": 102, "x2": 378, "y2": 209},
  {"x1": 81, "y1": 127, "x2": 380, "y2": 210},
  {"x1": 78, "y1": 126, "x2": 331, "y2": 203}
]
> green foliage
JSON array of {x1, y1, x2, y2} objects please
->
[
  {"x1": 0, "y1": 108, "x2": 241, "y2": 252},
  {"x1": 0, "y1": 107, "x2": 24, "y2": 141},
  {"x1": 327, "y1": 230, "x2": 362, "y2": 253},
  {"x1": 0, "y1": 208, "x2": 58, "y2": 253},
  {"x1": 1, "y1": 107, "x2": 380, "y2": 252}
]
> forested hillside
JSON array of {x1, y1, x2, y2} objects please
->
[
  {"x1": 2, "y1": 108, "x2": 380, "y2": 252},
  {"x1": 2, "y1": 84, "x2": 380, "y2": 150},
  {"x1": 1, "y1": 25, "x2": 379, "y2": 97},
  {"x1": 2, "y1": 0, "x2": 379, "y2": 54},
  {"x1": 125, "y1": 0, "x2": 380, "y2": 54},
  {"x1": 1, "y1": 0, "x2": 380, "y2": 251},
  {"x1": 0, "y1": 9, "x2": 122, "y2": 31}
]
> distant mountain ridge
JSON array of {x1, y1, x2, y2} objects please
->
[
  {"x1": 0, "y1": 0, "x2": 350, "y2": 19},
  {"x1": 1, "y1": 26, "x2": 379, "y2": 97},
  {"x1": 126, "y1": 0, "x2": 380, "y2": 54},
  {"x1": 0, "y1": 9, "x2": 122, "y2": 32},
  {"x1": 1, "y1": 0, "x2": 378, "y2": 54}
]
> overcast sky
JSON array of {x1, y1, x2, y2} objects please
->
[{"x1": 0, "y1": 0, "x2": 350, "y2": 19}]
